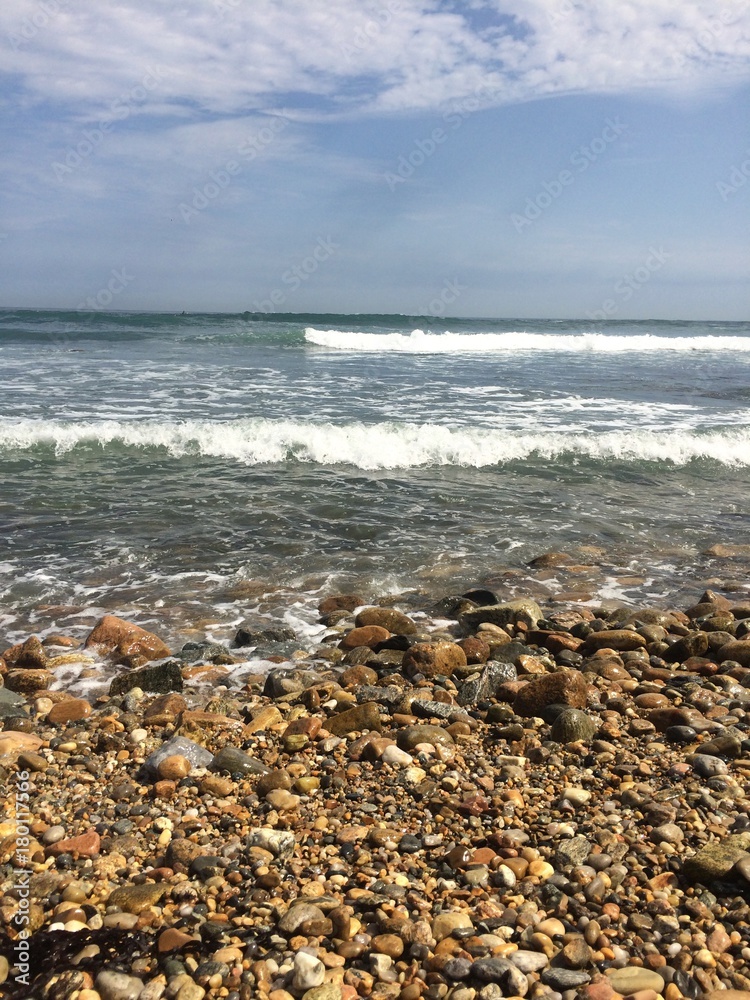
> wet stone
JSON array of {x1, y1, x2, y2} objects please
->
[
  {"x1": 550, "y1": 708, "x2": 597, "y2": 743},
  {"x1": 141, "y1": 736, "x2": 213, "y2": 778},
  {"x1": 211, "y1": 745, "x2": 269, "y2": 776}
]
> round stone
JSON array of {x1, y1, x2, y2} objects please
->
[{"x1": 157, "y1": 754, "x2": 192, "y2": 780}]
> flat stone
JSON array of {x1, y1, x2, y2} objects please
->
[
  {"x1": 606, "y1": 968, "x2": 665, "y2": 994},
  {"x1": 510, "y1": 950, "x2": 550, "y2": 973},
  {"x1": 514, "y1": 670, "x2": 589, "y2": 717},
  {"x1": 397, "y1": 725, "x2": 455, "y2": 751},
  {"x1": 245, "y1": 705, "x2": 283, "y2": 733},
  {"x1": 212, "y1": 745, "x2": 270, "y2": 776},
  {"x1": 0, "y1": 731, "x2": 44, "y2": 755},
  {"x1": 460, "y1": 598, "x2": 543, "y2": 631},
  {"x1": 542, "y1": 968, "x2": 592, "y2": 990},
  {"x1": 684, "y1": 833, "x2": 750, "y2": 883},
  {"x1": 108, "y1": 882, "x2": 166, "y2": 914},
  {"x1": 327, "y1": 702, "x2": 382, "y2": 735},
  {"x1": 110, "y1": 659, "x2": 183, "y2": 695},
  {"x1": 47, "y1": 829, "x2": 100, "y2": 858}
]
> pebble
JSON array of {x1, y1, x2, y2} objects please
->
[{"x1": 96, "y1": 969, "x2": 145, "y2": 1000}]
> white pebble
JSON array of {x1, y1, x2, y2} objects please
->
[{"x1": 129, "y1": 729, "x2": 148, "y2": 744}]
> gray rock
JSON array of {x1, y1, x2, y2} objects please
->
[
  {"x1": 278, "y1": 902, "x2": 326, "y2": 934},
  {"x1": 235, "y1": 622, "x2": 296, "y2": 647},
  {"x1": 397, "y1": 725, "x2": 455, "y2": 750},
  {"x1": 555, "y1": 836, "x2": 593, "y2": 870},
  {"x1": 688, "y1": 754, "x2": 729, "y2": 777},
  {"x1": 95, "y1": 969, "x2": 144, "y2": 1000},
  {"x1": 459, "y1": 598, "x2": 543, "y2": 632},
  {"x1": 509, "y1": 950, "x2": 549, "y2": 973},
  {"x1": 411, "y1": 699, "x2": 469, "y2": 722},
  {"x1": 141, "y1": 736, "x2": 212, "y2": 778},
  {"x1": 263, "y1": 668, "x2": 321, "y2": 699},
  {"x1": 698, "y1": 734, "x2": 743, "y2": 758},
  {"x1": 178, "y1": 641, "x2": 236, "y2": 665},
  {"x1": 110, "y1": 659, "x2": 183, "y2": 696},
  {"x1": 471, "y1": 957, "x2": 529, "y2": 995},
  {"x1": 457, "y1": 660, "x2": 517, "y2": 706},
  {"x1": 212, "y1": 746, "x2": 269, "y2": 776},
  {"x1": 0, "y1": 688, "x2": 28, "y2": 718},
  {"x1": 550, "y1": 708, "x2": 597, "y2": 744},
  {"x1": 246, "y1": 828, "x2": 295, "y2": 858},
  {"x1": 542, "y1": 968, "x2": 591, "y2": 990}
]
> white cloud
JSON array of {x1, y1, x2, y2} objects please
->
[{"x1": 1, "y1": 0, "x2": 748, "y2": 126}]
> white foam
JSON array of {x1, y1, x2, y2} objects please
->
[
  {"x1": 1, "y1": 417, "x2": 749, "y2": 469},
  {"x1": 305, "y1": 327, "x2": 750, "y2": 354}
]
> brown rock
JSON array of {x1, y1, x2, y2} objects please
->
[
  {"x1": 513, "y1": 669, "x2": 589, "y2": 717},
  {"x1": 457, "y1": 637, "x2": 490, "y2": 664},
  {"x1": 144, "y1": 693, "x2": 187, "y2": 719},
  {"x1": 47, "y1": 698, "x2": 92, "y2": 725},
  {"x1": 47, "y1": 829, "x2": 100, "y2": 858},
  {"x1": 647, "y1": 706, "x2": 708, "y2": 732},
  {"x1": 340, "y1": 625, "x2": 390, "y2": 650},
  {"x1": 108, "y1": 882, "x2": 166, "y2": 914},
  {"x1": 327, "y1": 702, "x2": 382, "y2": 735},
  {"x1": 402, "y1": 641, "x2": 467, "y2": 678},
  {"x1": 11, "y1": 636, "x2": 49, "y2": 669},
  {"x1": 663, "y1": 631, "x2": 709, "y2": 663},
  {"x1": 166, "y1": 839, "x2": 205, "y2": 868},
  {"x1": 716, "y1": 640, "x2": 750, "y2": 666},
  {"x1": 85, "y1": 614, "x2": 170, "y2": 667},
  {"x1": 158, "y1": 928, "x2": 195, "y2": 952},
  {"x1": 244, "y1": 705, "x2": 283, "y2": 733},
  {"x1": 580, "y1": 629, "x2": 647, "y2": 653},
  {"x1": 5, "y1": 669, "x2": 52, "y2": 693},
  {"x1": 0, "y1": 732, "x2": 44, "y2": 755},
  {"x1": 199, "y1": 774, "x2": 234, "y2": 797},
  {"x1": 157, "y1": 755, "x2": 192, "y2": 780},
  {"x1": 354, "y1": 607, "x2": 418, "y2": 634},
  {"x1": 318, "y1": 594, "x2": 365, "y2": 615},
  {"x1": 340, "y1": 665, "x2": 379, "y2": 687}
]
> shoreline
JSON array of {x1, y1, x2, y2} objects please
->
[{"x1": 1, "y1": 584, "x2": 750, "y2": 1000}]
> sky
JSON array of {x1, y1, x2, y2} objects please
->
[{"x1": 0, "y1": 0, "x2": 749, "y2": 320}]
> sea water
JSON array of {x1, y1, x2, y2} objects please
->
[{"x1": 2, "y1": 309, "x2": 749, "y2": 648}]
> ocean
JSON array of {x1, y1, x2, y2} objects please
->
[{"x1": 2, "y1": 309, "x2": 749, "y2": 655}]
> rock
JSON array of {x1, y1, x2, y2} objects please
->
[
  {"x1": 698, "y1": 734, "x2": 743, "y2": 758},
  {"x1": 0, "y1": 688, "x2": 27, "y2": 719},
  {"x1": 158, "y1": 928, "x2": 195, "y2": 952},
  {"x1": 340, "y1": 625, "x2": 390, "y2": 650},
  {"x1": 354, "y1": 607, "x2": 418, "y2": 634},
  {"x1": 11, "y1": 636, "x2": 49, "y2": 668},
  {"x1": 702, "y1": 993, "x2": 750, "y2": 1000},
  {"x1": 263, "y1": 668, "x2": 321, "y2": 699},
  {"x1": 606, "y1": 968, "x2": 666, "y2": 994},
  {"x1": 432, "y1": 911, "x2": 473, "y2": 941},
  {"x1": 47, "y1": 829, "x2": 100, "y2": 858},
  {"x1": 688, "y1": 754, "x2": 729, "y2": 777},
  {"x1": 47, "y1": 698, "x2": 92, "y2": 725},
  {"x1": 157, "y1": 754, "x2": 192, "y2": 780},
  {"x1": 397, "y1": 725, "x2": 455, "y2": 750},
  {"x1": 716, "y1": 639, "x2": 750, "y2": 666},
  {"x1": 683, "y1": 833, "x2": 750, "y2": 883},
  {"x1": 245, "y1": 705, "x2": 283, "y2": 732},
  {"x1": 95, "y1": 969, "x2": 145, "y2": 1000},
  {"x1": 457, "y1": 660, "x2": 517, "y2": 706},
  {"x1": 17, "y1": 750, "x2": 47, "y2": 771},
  {"x1": 302, "y1": 985, "x2": 342, "y2": 1000},
  {"x1": 212, "y1": 746, "x2": 269, "y2": 776},
  {"x1": 550, "y1": 708, "x2": 597, "y2": 743},
  {"x1": 528, "y1": 551, "x2": 574, "y2": 568},
  {"x1": 411, "y1": 699, "x2": 469, "y2": 722},
  {"x1": 510, "y1": 951, "x2": 550, "y2": 973},
  {"x1": 664, "y1": 631, "x2": 709, "y2": 662},
  {"x1": 0, "y1": 731, "x2": 43, "y2": 755},
  {"x1": 555, "y1": 836, "x2": 593, "y2": 869},
  {"x1": 246, "y1": 828, "x2": 295, "y2": 858},
  {"x1": 178, "y1": 640, "x2": 236, "y2": 664},
  {"x1": 472, "y1": 957, "x2": 529, "y2": 995},
  {"x1": 110, "y1": 659, "x2": 183, "y2": 695},
  {"x1": 326, "y1": 702, "x2": 382, "y2": 735},
  {"x1": 402, "y1": 641, "x2": 467, "y2": 678},
  {"x1": 109, "y1": 882, "x2": 166, "y2": 914},
  {"x1": 513, "y1": 670, "x2": 589, "y2": 717},
  {"x1": 541, "y1": 969, "x2": 592, "y2": 990},
  {"x1": 580, "y1": 629, "x2": 647, "y2": 653},
  {"x1": 5, "y1": 668, "x2": 52, "y2": 692},
  {"x1": 278, "y1": 902, "x2": 326, "y2": 934},
  {"x1": 734, "y1": 856, "x2": 750, "y2": 883},
  {"x1": 293, "y1": 952, "x2": 325, "y2": 992},
  {"x1": 319, "y1": 594, "x2": 364, "y2": 614},
  {"x1": 459, "y1": 598, "x2": 543, "y2": 631},
  {"x1": 234, "y1": 622, "x2": 296, "y2": 646},
  {"x1": 85, "y1": 614, "x2": 170, "y2": 666},
  {"x1": 141, "y1": 737, "x2": 213, "y2": 778}
]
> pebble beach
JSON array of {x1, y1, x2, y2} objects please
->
[{"x1": 2, "y1": 568, "x2": 750, "y2": 1000}]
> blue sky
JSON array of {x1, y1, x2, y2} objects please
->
[{"x1": 0, "y1": 0, "x2": 749, "y2": 319}]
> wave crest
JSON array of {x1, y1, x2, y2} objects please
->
[{"x1": 1, "y1": 418, "x2": 748, "y2": 469}]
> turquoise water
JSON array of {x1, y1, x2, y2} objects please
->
[{"x1": 1, "y1": 309, "x2": 749, "y2": 643}]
